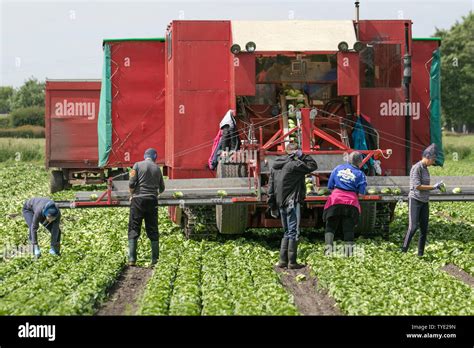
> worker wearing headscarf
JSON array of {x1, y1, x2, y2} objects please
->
[
  {"x1": 128, "y1": 148, "x2": 165, "y2": 266},
  {"x1": 268, "y1": 143, "x2": 318, "y2": 269},
  {"x1": 208, "y1": 109, "x2": 240, "y2": 170},
  {"x1": 22, "y1": 197, "x2": 61, "y2": 258},
  {"x1": 401, "y1": 143, "x2": 444, "y2": 256},
  {"x1": 323, "y1": 152, "x2": 367, "y2": 257},
  {"x1": 219, "y1": 109, "x2": 240, "y2": 152}
]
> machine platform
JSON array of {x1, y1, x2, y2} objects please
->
[{"x1": 54, "y1": 176, "x2": 474, "y2": 209}]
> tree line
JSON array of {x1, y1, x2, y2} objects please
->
[{"x1": 0, "y1": 77, "x2": 45, "y2": 129}]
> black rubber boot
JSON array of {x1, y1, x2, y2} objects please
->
[
  {"x1": 151, "y1": 240, "x2": 159, "y2": 266},
  {"x1": 344, "y1": 242, "x2": 355, "y2": 257},
  {"x1": 128, "y1": 239, "x2": 137, "y2": 266},
  {"x1": 277, "y1": 238, "x2": 289, "y2": 268},
  {"x1": 288, "y1": 239, "x2": 304, "y2": 269},
  {"x1": 324, "y1": 232, "x2": 334, "y2": 256}
]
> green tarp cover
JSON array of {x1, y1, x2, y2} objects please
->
[
  {"x1": 430, "y1": 48, "x2": 444, "y2": 166},
  {"x1": 98, "y1": 43, "x2": 112, "y2": 167}
]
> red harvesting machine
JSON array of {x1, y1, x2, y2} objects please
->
[{"x1": 54, "y1": 16, "x2": 474, "y2": 238}]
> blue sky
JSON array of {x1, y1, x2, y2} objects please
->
[{"x1": 0, "y1": 0, "x2": 472, "y2": 86}]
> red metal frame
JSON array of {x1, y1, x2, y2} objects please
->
[
  {"x1": 72, "y1": 177, "x2": 120, "y2": 208},
  {"x1": 250, "y1": 108, "x2": 392, "y2": 160}
]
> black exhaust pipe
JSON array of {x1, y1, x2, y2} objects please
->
[
  {"x1": 404, "y1": 22, "x2": 412, "y2": 175},
  {"x1": 355, "y1": 1, "x2": 360, "y2": 39}
]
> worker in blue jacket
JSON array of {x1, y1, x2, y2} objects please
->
[
  {"x1": 22, "y1": 197, "x2": 61, "y2": 258},
  {"x1": 323, "y1": 152, "x2": 367, "y2": 256}
]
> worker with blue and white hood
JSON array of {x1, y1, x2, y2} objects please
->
[
  {"x1": 401, "y1": 143, "x2": 445, "y2": 256},
  {"x1": 22, "y1": 197, "x2": 61, "y2": 258}
]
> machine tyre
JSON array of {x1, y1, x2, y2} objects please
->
[
  {"x1": 355, "y1": 202, "x2": 377, "y2": 235},
  {"x1": 374, "y1": 202, "x2": 395, "y2": 240},
  {"x1": 215, "y1": 162, "x2": 248, "y2": 234},
  {"x1": 63, "y1": 169, "x2": 72, "y2": 190},
  {"x1": 50, "y1": 170, "x2": 64, "y2": 194}
]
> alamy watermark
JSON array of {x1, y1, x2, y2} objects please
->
[
  {"x1": 2, "y1": 242, "x2": 34, "y2": 260},
  {"x1": 380, "y1": 99, "x2": 420, "y2": 120},
  {"x1": 219, "y1": 149, "x2": 258, "y2": 165},
  {"x1": 18, "y1": 322, "x2": 56, "y2": 342},
  {"x1": 324, "y1": 242, "x2": 365, "y2": 258}
]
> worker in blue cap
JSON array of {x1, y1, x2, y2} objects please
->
[
  {"x1": 22, "y1": 197, "x2": 61, "y2": 258},
  {"x1": 401, "y1": 143, "x2": 445, "y2": 256},
  {"x1": 128, "y1": 148, "x2": 165, "y2": 266}
]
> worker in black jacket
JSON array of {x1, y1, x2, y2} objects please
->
[
  {"x1": 22, "y1": 197, "x2": 61, "y2": 258},
  {"x1": 128, "y1": 148, "x2": 165, "y2": 266},
  {"x1": 268, "y1": 143, "x2": 318, "y2": 269}
]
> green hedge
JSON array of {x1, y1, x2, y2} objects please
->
[
  {"x1": 9, "y1": 106, "x2": 45, "y2": 127},
  {"x1": 0, "y1": 125, "x2": 45, "y2": 138},
  {"x1": 444, "y1": 144, "x2": 472, "y2": 160},
  {"x1": 0, "y1": 117, "x2": 9, "y2": 128},
  {"x1": 0, "y1": 138, "x2": 44, "y2": 162}
]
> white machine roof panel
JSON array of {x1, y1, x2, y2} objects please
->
[{"x1": 231, "y1": 20, "x2": 357, "y2": 52}]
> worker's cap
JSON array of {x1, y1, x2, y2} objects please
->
[
  {"x1": 422, "y1": 143, "x2": 438, "y2": 160},
  {"x1": 144, "y1": 148, "x2": 158, "y2": 161},
  {"x1": 43, "y1": 206, "x2": 59, "y2": 219}
]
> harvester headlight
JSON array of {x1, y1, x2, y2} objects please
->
[
  {"x1": 245, "y1": 41, "x2": 256, "y2": 53},
  {"x1": 353, "y1": 41, "x2": 366, "y2": 52},
  {"x1": 338, "y1": 41, "x2": 349, "y2": 52},
  {"x1": 230, "y1": 44, "x2": 241, "y2": 54}
]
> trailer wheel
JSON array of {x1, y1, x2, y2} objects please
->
[
  {"x1": 215, "y1": 162, "x2": 248, "y2": 234},
  {"x1": 355, "y1": 202, "x2": 377, "y2": 235},
  {"x1": 50, "y1": 170, "x2": 64, "y2": 194},
  {"x1": 63, "y1": 169, "x2": 72, "y2": 190}
]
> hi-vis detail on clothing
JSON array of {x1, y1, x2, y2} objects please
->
[{"x1": 336, "y1": 168, "x2": 356, "y2": 183}]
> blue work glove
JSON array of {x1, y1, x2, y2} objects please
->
[
  {"x1": 433, "y1": 181, "x2": 446, "y2": 192},
  {"x1": 33, "y1": 244, "x2": 41, "y2": 259},
  {"x1": 295, "y1": 149, "x2": 303, "y2": 159}
]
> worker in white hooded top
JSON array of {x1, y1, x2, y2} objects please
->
[{"x1": 219, "y1": 109, "x2": 240, "y2": 153}]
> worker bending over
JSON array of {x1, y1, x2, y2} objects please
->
[
  {"x1": 323, "y1": 152, "x2": 367, "y2": 257},
  {"x1": 22, "y1": 197, "x2": 61, "y2": 258},
  {"x1": 401, "y1": 144, "x2": 444, "y2": 256},
  {"x1": 268, "y1": 143, "x2": 318, "y2": 269},
  {"x1": 128, "y1": 148, "x2": 165, "y2": 266}
]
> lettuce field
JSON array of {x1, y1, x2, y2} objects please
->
[{"x1": 0, "y1": 146, "x2": 473, "y2": 316}]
